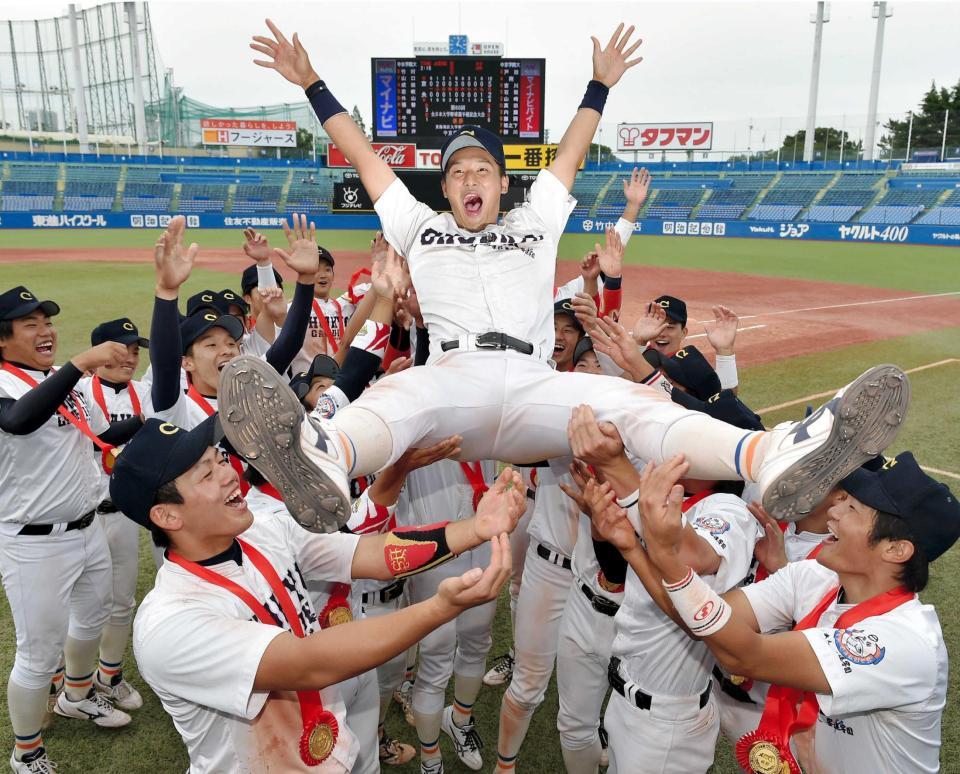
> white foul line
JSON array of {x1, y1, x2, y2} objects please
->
[
  {"x1": 687, "y1": 324, "x2": 767, "y2": 340},
  {"x1": 696, "y1": 290, "x2": 960, "y2": 325},
  {"x1": 756, "y1": 359, "x2": 960, "y2": 415},
  {"x1": 921, "y1": 465, "x2": 960, "y2": 481}
]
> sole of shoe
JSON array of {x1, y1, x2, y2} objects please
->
[
  {"x1": 762, "y1": 364, "x2": 910, "y2": 521},
  {"x1": 218, "y1": 356, "x2": 349, "y2": 533}
]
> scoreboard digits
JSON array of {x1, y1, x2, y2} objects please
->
[{"x1": 372, "y1": 57, "x2": 545, "y2": 143}]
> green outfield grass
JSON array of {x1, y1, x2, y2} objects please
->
[
  {"x1": 0, "y1": 253, "x2": 958, "y2": 773},
  {"x1": 3, "y1": 227, "x2": 960, "y2": 293}
]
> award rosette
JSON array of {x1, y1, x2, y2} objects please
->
[
  {"x1": 319, "y1": 583, "x2": 353, "y2": 628},
  {"x1": 300, "y1": 708, "x2": 339, "y2": 766},
  {"x1": 735, "y1": 730, "x2": 798, "y2": 774}
]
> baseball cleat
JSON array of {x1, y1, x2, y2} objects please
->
[
  {"x1": 9, "y1": 748, "x2": 58, "y2": 773},
  {"x1": 420, "y1": 760, "x2": 444, "y2": 774},
  {"x1": 394, "y1": 679, "x2": 416, "y2": 726},
  {"x1": 95, "y1": 672, "x2": 143, "y2": 711},
  {"x1": 53, "y1": 688, "x2": 131, "y2": 728},
  {"x1": 378, "y1": 734, "x2": 416, "y2": 766},
  {"x1": 218, "y1": 356, "x2": 350, "y2": 533},
  {"x1": 441, "y1": 706, "x2": 483, "y2": 770},
  {"x1": 758, "y1": 364, "x2": 910, "y2": 521},
  {"x1": 482, "y1": 652, "x2": 515, "y2": 687}
]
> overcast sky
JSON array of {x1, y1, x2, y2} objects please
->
[{"x1": 5, "y1": 0, "x2": 959, "y2": 151}]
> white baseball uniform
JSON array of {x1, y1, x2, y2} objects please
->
[
  {"x1": 133, "y1": 505, "x2": 361, "y2": 773},
  {"x1": 497, "y1": 458, "x2": 578, "y2": 761},
  {"x1": 713, "y1": 523, "x2": 829, "y2": 742},
  {"x1": 556, "y1": 511, "x2": 625, "y2": 771},
  {"x1": 289, "y1": 292, "x2": 358, "y2": 376},
  {"x1": 399, "y1": 459, "x2": 498, "y2": 719},
  {"x1": 333, "y1": 170, "x2": 734, "y2": 477},
  {"x1": 605, "y1": 493, "x2": 761, "y2": 774},
  {"x1": 740, "y1": 559, "x2": 946, "y2": 773},
  {"x1": 0, "y1": 366, "x2": 112, "y2": 690},
  {"x1": 76, "y1": 376, "x2": 151, "y2": 630}
]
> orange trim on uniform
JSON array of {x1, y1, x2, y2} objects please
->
[
  {"x1": 743, "y1": 433, "x2": 764, "y2": 481},
  {"x1": 15, "y1": 737, "x2": 43, "y2": 751}
]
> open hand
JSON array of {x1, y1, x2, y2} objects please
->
[
  {"x1": 623, "y1": 167, "x2": 651, "y2": 210},
  {"x1": 568, "y1": 404, "x2": 625, "y2": 466},
  {"x1": 259, "y1": 286, "x2": 287, "y2": 323},
  {"x1": 153, "y1": 215, "x2": 198, "y2": 293},
  {"x1": 579, "y1": 252, "x2": 600, "y2": 282},
  {"x1": 395, "y1": 435, "x2": 462, "y2": 474},
  {"x1": 371, "y1": 243, "x2": 410, "y2": 301},
  {"x1": 251, "y1": 19, "x2": 320, "y2": 90},
  {"x1": 703, "y1": 305, "x2": 738, "y2": 356},
  {"x1": 590, "y1": 315, "x2": 648, "y2": 379},
  {"x1": 632, "y1": 302, "x2": 669, "y2": 345},
  {"x1": 242, "y1": 228, "x2": 271, "y2": 265},
  {"x1": 473, "y1": 468, "x2": 526, "y2": 540},
  {"x1": 274, "y1": 213, "x2": 319, "y2": 281},
  {"x1": 748, "y1": 501, "x2": 788, "y2": 576},
  {"x1": 595, "y1": 226, "x2": 624, "y2": 280},
  {"x1": 638, "y1": 456, "x2": 689, "y2": 554},
  {"x1": 436, "y1": 534, "x2": 512, "y2": 614},
  {"x1": 570, "y1": 292, "x2": 599, "y2": 335},
  {"x1": 584, "y1": 478, "x2": 639, "y2": 553},
  {"x1": 591, "y1": 24, "x2": 643, "y2": 88}
]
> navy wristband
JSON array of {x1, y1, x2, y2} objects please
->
[
  {"x1": 305, "y1": 79, "x2": 348, "y2": 124},
  {"x1": 603, "y1": 275, "x2": 622, "y2": 291},
  {"x1": 579, "y1": 79, "x2": 609, "y2": 114}
]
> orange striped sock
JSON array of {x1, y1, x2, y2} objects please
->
[
  {"x1": 50, "y1": 666, "x2": 65, "y2": 692},
  {"x1": 452, "y1": 698, "x2": 473, "y2": 724},
  {"x1": 64, "y1": 671, "x2": 93, "y2": 701},
  {"x1": 419, "y1": 737, "x2": 440, "y2": 762},
  {"x1": 14, "y1": 731, "x2": 42, "y2": 761},
  {"x1": 496, "y1": 753, "x2": 517, "y2": 771},
  {"x1": 97, "y1": 659, "x2": 122, "y2": 684}
]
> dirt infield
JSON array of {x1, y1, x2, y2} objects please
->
[{"x1": 5, "y1": 246, "x2": 960, "y2": 367}]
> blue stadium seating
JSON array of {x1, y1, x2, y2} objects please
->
[
  {"x1": 698, "y1": 204, "x2": 747, "y2": 219},
  {"x1": 748, "y1": 204, "x2": 801, "y2": 221},
  {"x1": 915, "y1": 207, "x2": 960, "y2": 226},
  {"x1": 646, "y1": 205, "x2": 694, "y2": 219},
  {"x1": 858, "y1": 205, "x2": 923, "y2": 224},
  {"x1": 804, "y1": 205, "x2": 861, "y2": 223},
  {"x1": 233, "y1": 184, "x2": 282, "y2": 213},
  {"x1": 122, "y1": 182, "x2": 173, "y2": 211},
  {"x1": 179, "y1": 183, "x2": 228, "y2": 213},
  {"x1": 63, "y1": 181, "x2": 116, "y2": 211}
]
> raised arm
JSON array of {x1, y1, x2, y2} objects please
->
[
  {"x1": 251, "y1": 20, "x2": 396, "y2": 202},
  {"x1": 549, "y1": 24, "x2": 643, "y2": 190}
]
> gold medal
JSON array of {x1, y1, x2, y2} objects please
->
[
  {"x1": 729, "y1": 674, "x2": 747, "y2": 686},
  {"x1": 747, "y1": 740, "x2": 788, "y2": 774},
  {"x1": 307, "y1": 721, "x2": 336, "y2": 762},
  {"x1": 327, "y1": 605, "x2": 353, "y2": 626}
]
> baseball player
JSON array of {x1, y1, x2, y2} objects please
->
[
  {"x1": 634, "y1": 450, "x2": 958, "y2": 774},
  {"x1": 0, "y1": 286, "x2": 142, "y2": 773},
  {"x1": 108, "y1": 414, "x2": 524, "y2": 774},
  {"x1": 569, "y1": 402, "x2": 764, "y2": 773},
  {"x1": 240, "y1": 21, "x2": 908, "y2": 557},
  {"x1": 74, "y1": 318, "x2": 152, "y2": 714}
]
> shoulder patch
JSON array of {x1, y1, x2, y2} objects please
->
[
  {"x1": 693, "y1": 514, "x2": 730, "y2": 536},
  {"x1": 833, "y1": 628, "x2": 885, "y2": 666}
]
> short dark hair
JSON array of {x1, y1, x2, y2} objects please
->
[
  {"x1": 150, "y1": 479, "x2": 183, "y2": 548},
  {"x1": 0, "y1": 319, "x2": 13, "y2": 359},
  {"x1": 868, "y1": 510, "x2": 929, "y2": 592}
]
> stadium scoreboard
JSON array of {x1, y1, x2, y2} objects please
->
[{"x1": 372, "y1": 57, "x2": 545, "y2": 143}]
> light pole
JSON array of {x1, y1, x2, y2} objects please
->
[
  {"x1": 863, "y1": 2, "x2": 892, "y2": 162},
  {"x1": 803, "y1": 2, "x2": 830, "y2": 163}
]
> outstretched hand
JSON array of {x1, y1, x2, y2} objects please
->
[
  {"x1": 371, "y1": 243, "x2": 411, "y2": 301},
  {"x1": 395, "y1": 435, "x2": 463, "y2": 474},
  {"x1": 274, "y1": 213, "x2": 319, "y2": 281},
  {"x1": 568, "y1": 404, "x2": 625, "y2": 467},
  {"x1": 584, "y1": 478, "x2": 639, "y2": 553},
  {"x1": 632, "y1": 302, "x2": 669, "y2": 345},
  {"x1": 591, "y1": 24, "x2": 643, "y2": 88},
  {"x1": 590, "y1": 315, "x2": 649, "y2": 379},
  {"x1": 637, "y1": 456, "x2": 689, "y2": 557},
  {"x1": 473, "y1": 468, "x2": 527, "y2": 541},
  {"x1": 250, "y1": 19, "x2": 320, "y2": 90},
  {"x1": 623, "y1": 167, "x2": 651, "y2": 209},
  {"x1": 703, "y1": 304, "x2": 738, "y2": 356},
  {"x1": 242, "y1": 228, "x2": 271, "y2": 265},
  {"x1": 748, "y1": 501, "x2": 788, "y2": 575},
  {"x1": 154, "y1": 215, "x2": 198, "y2": 296},
  {"x1": 435, "y1": 534, "x2": 512, "y2": 615}
]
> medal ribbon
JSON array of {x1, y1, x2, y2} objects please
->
[
  {"x1": 91, "y1": 375, "x2": 142, "y2": 420},
  {"x1": 735, "y1": 583, "x2": 915, "y2": 773},
  {"x1": 681, "y1": 489, "x2": 714, "y2": 513},
  {"x1": 2, "y1": 363, "x2": 116, "y2": 473},
  {"x1": 346, "y1": 268, "x2": 371, "y2": 305},
  {"x1": 167, "y1": 539, "x2": 338, "y2": 766},
  {"x1": 459, "y1": 462, "x2": 488, "y2": 513},
  {"x1": 186, "y1": 383, "x2": 249, "y2": 496},
  {"x1": 311, "y1": 298, "x2": 343, "y2": 355}
]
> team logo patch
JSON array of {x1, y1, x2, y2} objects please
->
[
  {"x1": 833, "y1": 628, "x2": 885, "y2": 666},
  {"x1": 314, "y1": 393, "x2": 338, "y2": 420},
  {"x1": 694, "y1": 515, "x2": 730, "y2": 535}
]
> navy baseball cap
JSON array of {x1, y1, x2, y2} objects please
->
[
  {"x1": 671, "y1": 388, "x2": 764, "y2": 432},
  {"x1": 186, "y1": 289, "x2": 230, "y2": 317},
  {"x1": 0, "y1": 286, "x2": 60, "y2": 321},
  {"x1": 241, "y1": 265, "x2": 284, "y2": 296},
  {"x1": 290, "y1": 354, "x2": 340, "y2": 400},
  {"x1": 91, "y1": 318, "x2": 149, "y2": 348},
  {"x1": 110, "y1": 417, "x2": 224, "y2": 529},
  {"x1": 180, "y1": 309, "x2": 244, "y2": 354},
  {"x1": 645, "y1": 345, "x2": 721, "y2": 401},
  {"x1": 840, "y1": 452, "x2": 960, "y2": 562},
  {"x1": 317, "y1": 246, "x2": 335, "y2": 268},
  {"x1": 573, "y1": 337, "x2": 595, "y2": 365},
  {"x1": 554, "y1": 298, "x2": 585, "y2": 335},
  {"x1": 440, "y1": 125, "x2": 506, "y2": 172},
  {"x1": 653, "y1": 295, "x2": 687, "y2": 326},
  {"x1": 219, "y1": 289, "x2": 250, "y2": 313}
]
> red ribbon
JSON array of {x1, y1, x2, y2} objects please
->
[
  {"x1": 735, "y1": 583, "x2": 915, "y2": 773},
  {"x1": 91, "y1": 374, "x2": 141, "y2": 420},
  {"x1": 311, "y1": 298, "x2": 343, "y2": 355},
  {"x1": 459, "y1": 462, "x2": 488, "y2": 512},
  {"x1": 681, "y1": 489, "x2": 714, "y2": 513},
  {"x1": 2, "y1": 362, "x2": 116, "y2": 473},
  {"x1": 186, "y1": 384, "x2": 250, "y2": 496},
  {"x1": 167, "y1": 539, "x2": 339, "y2": 766},
  {"x1": 346, "y1": 268, "x2": 372, "y2": 305}
]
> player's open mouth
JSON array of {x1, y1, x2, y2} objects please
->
[
  {"x1": 224, "y1": 488, "x2": 245, "y2": 509},
  {"x1": 463, "y1": 192, "x2": 483, "y2": 216},
  {"x1": 554, "y1": 343, "x2": 564, "y2": 354},
  {"x1": 655, "y1": 339, "x2": 670, "y2": 347},
  {"x1": 35, "y1": 342, "x2": 54, "y2": 355},
  {"x1": 824, "y1": 521, "x2": 839, "y2": 542}
]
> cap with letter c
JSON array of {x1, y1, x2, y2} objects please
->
[
  {"x1": 440, "y1": 125, "x2": 505, "y2": 172},
  {"x1": 0, "y1": 286, "x2": 60, "y2": 321},
  {"x1": 90, "y1": 317, "x2": 149, "y2": 348}
]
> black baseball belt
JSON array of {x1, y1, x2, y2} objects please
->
[
  {"x1": 712, "y1": 665, "x2": 756, "y2": 704},
  {"x1": 440, "y1": 331, "x2": 535, "y2": 355},
  {"x1": 18, "y1": 509, "x2": 96, "y2": 536},
  {"x1": 579, "y1": 581, "x2": 621, "y2": 617},
  {"x1": 96, "y1": 499, "x2": 120, "y2": 515},
  {"x1": 361, "y1": 578, "x2": 406, "y2": 605},
  {"x1": 535, "y1": 542, "x2": 572, "y2": 571},
  {"x1": 608, "y1": 656, "x2": 711, "y2": 711}
]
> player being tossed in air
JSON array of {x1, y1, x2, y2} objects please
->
[{"x1": 218, "y1": 19, "x2": 911, "y2": 540}]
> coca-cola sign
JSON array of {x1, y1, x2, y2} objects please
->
[{"x1": 327, "y1": 143, "x2": 417, "y2": 168}]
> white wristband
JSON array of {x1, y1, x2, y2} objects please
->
[
  {"x1": 715, "y1": 354, "x2": 738, "y2": 389},
  {"x1": 616, "y1": 489, "x2": 642, "y2": 535},
  {"x1": 256, "y1": 263, "x2": 279, "y2": 290},
  {"x1": 663, "y1": 569, "x2": 731, "y2": 637}
]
